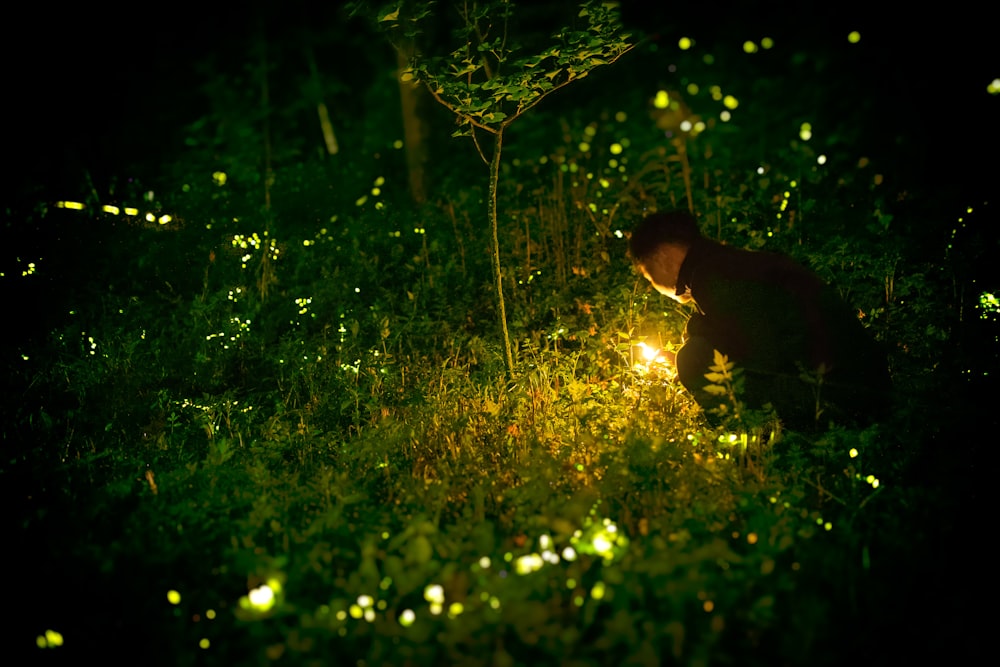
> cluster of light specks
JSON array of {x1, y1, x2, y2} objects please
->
[
  {"x1": 741, "y1": 37, "x2": 775, "y2": 54},
  {"x1": 356, "y1": 176, "x2": 387, "y2": 210},
  {"x1": 979, "y1": 292, "x2": 999, "y2": 321},
  {"x1": 56, "y1": 199, "x2": 171, "y2": 225},
  {"x1": 205, "y1": 316, "x2": 251, "y2": 349},
  {"x1": 166, "y1": 589, "x2": 217, "y2": 650},
  {"x1": 231, "y1": 232, "x2": 279, "y2": 269},
  {"x1": 35, "y1": 629, "x2": 64, "y2": 649}
]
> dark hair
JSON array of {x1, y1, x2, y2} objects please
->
[{"x1": 629, "y1": 211, "x2": 703, "y2": 263}]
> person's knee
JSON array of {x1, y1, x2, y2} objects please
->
[{"x1": 676, "y1": 337, "x2": 715, "y2": 387}]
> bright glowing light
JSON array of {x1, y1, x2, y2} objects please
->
[
  {"x1": 849, "y1": 448, "x2": 859, "y2": 458},
  {"x1": 686, "y1": 83, "x2": 699, "y2": 95},
  {"x1": 400, "y1": 608, "x2": 416, "y2": 626},
  {"x1": 723, "y1": 95, "x2": 738, "y2": 109},
  {"x1": 36, "y1": 629, "x2": 64, "y2": 648},
  {"x1": 679, "y1": 37, "x2": 693, "y2": 50},
  {"x1": 720, "y1": 110, "x2": 731, "y2": 122},
  {"x1": 610, "y1": 142, "x2": 623, "y2": 154},
  {"x1": 56, "y1": 201, "x2": 85, "y2": 210},
  {"x1": 357, "y1": 594, "x2": 374, "y2": 608},
  {"x1": 424, "y1": 584, "x2": 445, "y2": 604},
  {"x1": 848, "y1": 31, "x2": 861, "y2": 44},
  {"x1": 515, "y1": 553, "x2": 544, "y2": 575},
  {"x1": 478, "y1": 556, "x2": 491, "y2": 569},
  {"x1": 680, "y1": 120, "x2": 692, "y2": 132},
  {"x1": 817, "y1": 155, "x2": 827, "y2": 165},
  {"x1": 654, "y1": 90, "x2": 670, "y2": 109},
  {"x1": 167, "y1": 590, "x2": 181, "y2": 605},
  {"x1": 592, "y1": 533, "x2": 613, "y2": 554},
  {"x1": 562, "y1": 546, "x2": 577, "y2": 561},
  {"x1": 591, "y1": 581, "x2": 606, "y2": 600},
  {"x1": 199, "y1": 638, "x2": 210, "y2": 649},
  {"x1": 761, "y1": 37, "x2": 774, "y2": 49},
  {"x1": 800, "y1": 122, "x2": 812, "y2": 141},
  {"x1": 747, "y1": 532, "x2": 758, "y2": 545},
  {"x1": 212, "y1": 171, "x2": 227, "y2": 185},
  {"x1": 102, "y1": 205, "x2": 119, "y2": 215},
  {"x1": 988, "y1": 79, "x2": 1000, "y2": 95},
  {"x1": 743, "y1": 40, "x2": 758, "y2": 54},
  {"x1": 637, "y1": 342, "x2": 661, "y2": 362},
  {"x1": 248, "y1": 584, "x2": 275, "y2": 610}
]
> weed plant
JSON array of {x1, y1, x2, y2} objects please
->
[{"x1": 6, "y1": 16, "x2": 992, "y2": 667}]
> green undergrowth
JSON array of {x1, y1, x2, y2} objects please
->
[{"x1": 7, "y1": 26, "x2": 990, "y2": 667}]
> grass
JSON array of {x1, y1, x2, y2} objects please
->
[{"x1": 6, "y1": 20, "x2": 994, "y2": 666}]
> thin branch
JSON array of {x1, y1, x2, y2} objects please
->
[
  {"x1": 502, "y1": 42, "x2": 637, "y2": 129},
  {"x1": 422, "y1": 80, "x2": 499, "y2": 135}
]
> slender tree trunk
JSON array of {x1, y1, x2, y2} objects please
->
[
  {"x1": 397, "y1": 40, "x2": 429, "y2": 205},
  {"x1": 489, "y1": 129, "x2": 515, "y2": 375}
]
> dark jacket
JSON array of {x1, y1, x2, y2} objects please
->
[{"x1": 674, "y1": 239, "x2": 890, "y2": 428}]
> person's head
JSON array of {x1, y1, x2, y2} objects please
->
[{"x1": 629, "y1": 211, "x2": 703, "y2": 303}]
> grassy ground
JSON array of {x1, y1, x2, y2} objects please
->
[{"x1": 6, "y1": 7, "x2": 996, "y2": 665}]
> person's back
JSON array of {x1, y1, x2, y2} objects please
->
[{"x1": 630, "y1": 211, "x2": 890, "y2": 429}]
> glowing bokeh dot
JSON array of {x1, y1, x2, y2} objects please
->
[
  {"x1": 848, "y1": 31, "x2": 861, "y2": 43},
  {"x1": 167, "y1": 590, "x2": 181, "y2": 605},
  {"x1": 678, "y1": 37, "x2": 693, "y2": 50}
]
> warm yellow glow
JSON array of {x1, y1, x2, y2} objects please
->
[
  {"x1": 56, "y1": 201, "x2": 85, "y2": 210},
  {"x1": 591, "y1": 581, "x2": 606, "y2": 600},
  {"x1": 212, "y1": 171, "x2": 227, "y2": 185},
  {"x1": 654, "y1": 90, "x2": 670, "y2": 109},
  {"x1": 247, "y1": 584, "x2": 275, "y2": 610},
  {"x1": 424, "y1": 584, "x2": 445, "y2": 604},
  {"x1": 102, "y1": 205, "x2": 119, "y2": 215},
  {"x1": 849, "y1": 448, "x2": 859, "y2": 458},
  {"x1": 199, "y1": 638, "x2": 210, "y2": 649},
  {"x1": 848, "y1": 31, "x2": 861, "y2": 44},
  {"x1": 638, "y1": 342, "x2": 659, "y2": 361},
  {"x1": 167, "y1": 590, "x2": 181, "y2": 605},
  {"x1": 988, "y1": 79, "x2": 1000, "y2": 95},
  {"x1": 678, "y1": 37, "x2": 693, "y2": 50},
  {"x1": 399, "y1": 608, "x2": 416, "y2": 626},
  {"x1": 515, "y1": 553, "x2": 544, "y2": 574},
  {"x1": 124, "y1": 207, "x2": 138, "y2": 215},
  {"x1": 723, "y1": 95, "x2": 738, "y2": 109},
  {"x1": 761, "y1": 37, "x2": 774, "y2": 49},
  {"x1": 743, "y1": 40, "x2": 758, "y2": 54},
  {"x1": 610, "y1": 142, "x2": 623, "y2": 154},
  {"x1": 36, "y1": 629, "x2": 64, "y2": 648},
  {"x1": 158, "y1": 214, "x2": 172, "y2": 225},
  {"x1": 800, "y1": 122, "x2": 812, "y2": 141}
]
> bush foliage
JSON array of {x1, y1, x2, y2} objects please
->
[{"x1": 6, "y1": 3, "x2": 994, "y2": 665}]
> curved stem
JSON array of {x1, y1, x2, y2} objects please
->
[{"x1": 489, "y1": 129, "x2": 515, "y2": 375}]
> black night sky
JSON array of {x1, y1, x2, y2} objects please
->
[{"x1": 7, "y1": 1, "x2": 998, "y2": 204}]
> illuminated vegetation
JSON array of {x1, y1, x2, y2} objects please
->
[{"x1": 5, "y1": 4, "x2": 995, "y2": 665}]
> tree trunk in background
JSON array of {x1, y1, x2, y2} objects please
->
[{"x1": 396, "y1": 40, "x2": 429, "y2": 205}]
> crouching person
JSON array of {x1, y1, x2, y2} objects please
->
[{"x1": 629, "y1": 211, "x2": 890, "y2": 430}]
